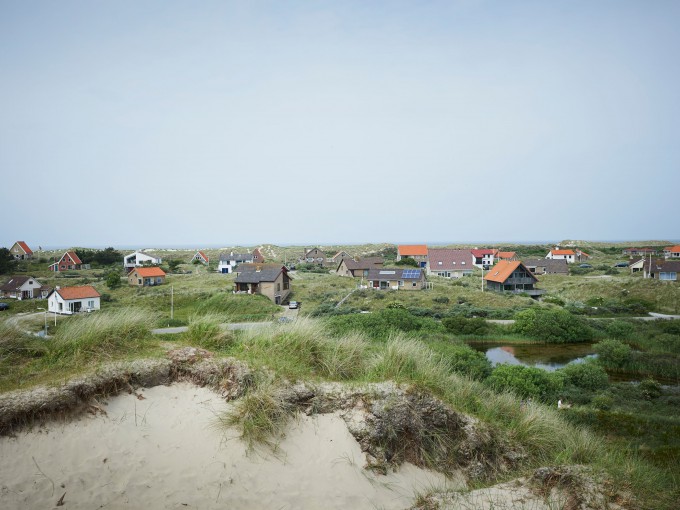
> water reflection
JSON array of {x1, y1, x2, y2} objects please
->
[{"x1": 470, "y1": 343, "x2": 597, "y2": 371}]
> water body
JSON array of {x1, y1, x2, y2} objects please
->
[{"x1": 470, "y1": 342, "x2": 597, "y2": 371}]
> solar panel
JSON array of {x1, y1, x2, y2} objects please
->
[{"x1": 402, "y1": 269, "x2": 421, "y2": 278}]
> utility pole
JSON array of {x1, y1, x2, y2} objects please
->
[{"x1": 170, "y1": 286, "x2": 174, "y2": 320}]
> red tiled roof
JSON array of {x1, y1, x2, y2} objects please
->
[
  {"x1": 665, "y1": 245, "x2": 680, "y2": 252},
  {"x1": 497, "y1": 251, "x2": 516, "y2": 259},
  {"x1": 550, "y1": 249, "x2": 575, "y2": 256},
  {"x1": 198, "y1": 251, "x2": 209, "y2": 261},
  {"x1": 17, "y1": 241, "x2": 33, "y2": 255},
  {"x1": 470, "y1": 249, "x2": 497, "y2": 258},
  {"x1": 133, "y1": 267, "x2": 166, "y2": 277},
  {"x1": 484, "y1": 260, "x2": 537, "y2": 284},
  {"x1": 398, "y1": 245, "x2": 428, "y2": 256},
  {"x1": 56, "y1": 285, "x2": 101, "y2": 300}
]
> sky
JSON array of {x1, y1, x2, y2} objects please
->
[{"x1": 1, "y1": 1, "x2": 679, "y2": 248}]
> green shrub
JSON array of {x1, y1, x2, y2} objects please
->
[
  {"x1": 442, "y1": 344, "x2": 492, "y2": 380},
  {"x1": 432, "y1": 296, "x2": 450, "y2": 304},
  {"x1": 560, "y1": 361, "x2": 609, "y2": 391},
  {"x1": 639, "y1": 378, "x2": 662, "y2": 400},
  {"x1": 605, "y1": 320, "x2": 634, "y2": 339},
  {"x1": 487, "y1": 364, "x2": 564, "y2": 402},
  {"x1": 591, "y1": 393, "x2": 614, "y2": 410},
  {"x1": 442, "y1": 316, "x2": 489, "y2": 336},
  {"x1": 594, "y1": 339, "x2": 632, "y2": 368},
  {"x1": 513, "y1": 308, "x2": 593, "y2": 343}
]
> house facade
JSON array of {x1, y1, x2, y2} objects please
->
[
  {"x1": 426, "y1": 249, "x2": 474, "y2": 278},
  {"x1": 301, "y1": 247, "x2": 326, "y2": 265},
  {"x1": 484, "y1": 260, "x2": 544, "y2": 298},
  {"x1": 327, "y1": 251, "x2": 351, "y2": 267},
  {"x1": 10, "y1": 241, "x2": 33, "y2": 260},
  {"x1": 48, "y1": 285, "x2": 101, "y2": 314},
  {"x1": 49, "y1": 251, "x2": 82, "y2": 272},
  {"x1": 123, "y1": 251, "x2": 162, "y2": 271},
  {"x1": 0, "y1": 276, "x2": 50, "y2": 300},
  {"x1": 396, "y1": 245, "x2": 428, "y2": 267},
  {"x1": 471, "y1": 249, "x2": 497, "y2": 269},
  {"x1": 218, "y1": 252, "x2": 254, "y2": 274},
  {"x1": 365, "y1": 268, "x2": 427, "y2": 290},
  {"x1": 521, "y1": 258, "x2": 569, "y2": 275},
  {"x1": 645, "y1": 260, "x2": 680, "y2": 281},
  {"x1": 252, "y1": 248, "x2": 265, "y2": 264},
  {"x1": 623, "y1": 248, "x2": 658, "y2": 257},
  {"x1": 546, "y1": 248, "x2": 589, "y2": 263},
  {"x1": 128, "y1": 267, "x2": 166, "y2": 286},
  {"x1": 664, "y1": 246, "x2": 680, "y2": 259},
  {"x1": 234, "y1": 264, "x2": 292, "y2": 304},
  {"x1": 336, "y1": 257, "x2": 384, "y2": 278},
  {"x1": 191, "y1": 251, "x2": 209, "y2": 265}
]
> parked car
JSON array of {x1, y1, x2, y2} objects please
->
[
  {"x1": 289, "y1": 301, "x2": 298, "y2": 309},
  {"x1": 0, "y1": 302, "x2": 9, "y2": 311},
  {"x1": 614, "y1": 262, "x2": 629, "y2": 268},
  {"x1": 579, "y1": 263, "x2": 593, "y2": 268}
]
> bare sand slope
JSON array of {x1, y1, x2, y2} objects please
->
[{"x1": 0, "y1": 382, "x2": 453, "y2": 509}]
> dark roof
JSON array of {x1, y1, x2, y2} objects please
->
[
  {"x1": 427, "y1": 249, "x2": 474, "y2": 270},
  {"x1": 219, "y1": 252, "x2": 253, "y2": 262},
  {"x1": 234, "y1": 267, "x2": 286, "y2": 283},
  {"x1": 521, "y1": 258, "x2": 569, "y2": 274},
  {"x1": 649, "y1": 260, "x2": 680, "y2": 272},
  {"x1": 366, "y1": 267, "x2": 424, "y2": 280},
  {"x1": 339, "y1": 257, "x2": 384, "y2": 271},
  {"x1": 235, "y1": 263, "x2": 286, "y2": 273},
  {"x1": 1, "y1": 275, "x2": 34, "y2": 291}
]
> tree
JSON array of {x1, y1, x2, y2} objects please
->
[
  {"x1": 0, "y1": 248, "x2": 17, "y2": 274},
  {"x1": 167, "y1": 260, "x2": 182, "y2": 273},
  {"x1": 394, "y1": 256, "x2": 419, "y2": 267},
  {"x1": 105, "y1": 270, "x2": 122, "y2": 290}
]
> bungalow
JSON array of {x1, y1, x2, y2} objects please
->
[
  {"x1": 10, "y1": 241, "x2": 33, "y2": 260},
  {"x1": 49, "y1": 251, "x2": 82, "y2": 272},
  {"x1": 336, "y1": 257, "x2": 384, "y2": 278},
  {"x1": 521, "y1": 258, "x2": 569, "y2": 276},
  {"x1": 664, "y1": 246, "x2": 680, "y2": 259},
  {"x1": 366, "y1": 267, "x2": 427, "y2": 290},
  {"x1": 301, "y1": 247, "x2": 326, "y2": 265},
  {"x1": 629, "y1": 257, "x2": 646, "y2": 273},
  {"x1": 396, "y1": 245, "x2": 428, "y2": 267},
  {"x1": 123, "y1": 251, "x2": 162, "y2": 271},
  {"x1": 218, "y1": 251, "x2": 254, "y2": 274},
  {"x1": 191, "y1": 251, "x2": 209, "y2": 265},
  {"x1": 644, "y1": 260, "x2": 680, "y2": 281},
  {"x1": 622, "y1": 247, "x2": 658, "y2": 257},
  {"x1": 546, "y1": 248, "x2": 589, "y2": 263},
  {"x1": 484, "y1": 260, "x2": 545, "y2": 298},
  {"x1": 234, "y1": 264, "x2": 292, "y2": 304},
  {"x1": 0, "y1": 276, "x2": 50, "y2": 300},
  {"x1": 128, "y1": 267, "x2": 166, "y2": 287},
  {"x1": 47, "y1": 285, "x2": 101, "y2": 314},
  {"x1": 471, "y1": 249, "x2": 498, "y2": 269},
  {"x1": 426, "y1": 249, "x2": 474, "y2": 278}
]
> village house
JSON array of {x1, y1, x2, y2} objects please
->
[
  {"x1": 643, "y1": 259, "x2": 680, "y2": 281},
  {"x1": 190, "y1": 251, "x2": 209, "y2": 265},
  {"x1": 622, "y1": 247, "x2": 658, "y2": 257},
  {"x1": 252, "y1": 248, "x2": 265, "y2": 263},
  {"x1": 327, "y1": 251, "x2": 352, "y2": 267},
  {"x1": 426, "y1": 249, "x2": 474, "y2": 278},
  {"x1": 365, "y1": 267, "x2": 427, "y2": 290},
  {"x1": 301, "y1": 247, "x2": 326, "y2": 265},
  {"x1": 396, "y1": 245, "x2": 428, "y2": 268},
  {"x1": 218, "y1": 251, "x2": 254, "y2": 274},
  {"x1": 47, "y1": 285, "x2": 101, "y2": 314},
  {"x1": 628, "y1": 257, "x2": 646, "y2": 273},
  {"x1": 496, "y1": 251, "x2": 518, "y2": 261},
  {"x1": 484, "y1": 260, "x2": 544, "y2": 298},
  {"x1": 123, "y1": 251, "x2": 162, "y2": 271},
  {"x1": 9, "y1": 241, "x2": 33, "y2": 260},
  {"x1": 664, "y1": 246, "x2": 680, "y2": 259},
  {"x1": 336, "y1": 257, "x2": 384, "y2": 278},
  {"x1": 545, "y1": 248, "x2": 590, "y2": 263},
  {"x1": 0, "y1": 276, "x2": 50, "y2": 300},
  {"x1": 471, "y1": 249, "x2": 498, "y2": 269},
  {"x1": 521, "y1": 258, "x2": 569, "y2": 275},
  {"x1": 233, "y1": 264, "x2": 292, "y2": 304},
  {"x1": 48, "y1": 251, "x2": 82, "y2": 272},
  {"x1": 128, "y1": 267, "x2": 166, "y2": 287}
]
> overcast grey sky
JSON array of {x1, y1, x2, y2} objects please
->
[{"x1": 2, "y1": 1, "x2": 678, "y2": 248}]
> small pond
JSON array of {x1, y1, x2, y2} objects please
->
[{"x1": 469, "y1": 342, "x2": 596, "y2": 371}]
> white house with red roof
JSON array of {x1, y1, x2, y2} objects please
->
[
  {"x1": 664, "y1": 245, "x2": 680, "y2": 259},
  {"x1": 47, "y1": 285, "x2": 100, "y2": 314},
  {"x1": 471, "y1": 248, "x2": 498, "y2": 269},
  {"x1": 546, "y1": 247, "x2": 590, "y2": 263},
  {"x1": 10, "y1": 241, "x2": 33, "y2": 260},
  {"x1": 49, "y1": 251, "x2": 82, "y2": 271},
  {"x1": 123, "y1": 251, "x2": 163, "y2": 271},
  {"x1": 426, "y1": 249, "x2": 474, "y2": 278},
  {"x1": 190, "y1": 251, "x2": 209, "y2": 265}
]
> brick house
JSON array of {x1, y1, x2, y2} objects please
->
[
  {"x1": 128, "y1": 267, "x2": 166, "y2": 287},
  {"x1": 48, "y1": 251, "x2": 82, "y2": 272}
]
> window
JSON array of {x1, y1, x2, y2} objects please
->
[
  {"x1": 88, "y1": 300, "x2": 94, "y2": 308},
  {"x1": 276, "y1": 283, "x2": 281, "y2": 291},
  {"x1": 438, "y1": 261, "x2": 442, "y2": 265},
  {"x1": 461, "y1": 261, "x2": 465, "y2": 265},
  {"x1": 412, "y1": 282, "x2": 417, "y2": 287},
  {"x1": 138, "y1": 279, "x2": 142, "y2": 284},
  {"x1": 398, "y1": 280, "x2": 404, "y2": 286},
  {"x1": 660, "y1": 272, "x2": 677, "y2": 281}
]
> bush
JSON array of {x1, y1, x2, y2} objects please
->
[
  {"x1": 594, "y1": 339, "x2": 632, "y2": 368},
  {"x1": 560, "y1": 361, "x2": 609, "y2": 391},
  {"x1": 442, "y1": 316, "x2": 489, "y2": 336},
  {"x1": 639, "y1": 378, "x2": 662, "y2": 400},
  {"x1": 605, "y1": 320, "x2": 634, "y2": 339},
  {"x1": 443, "y1": 344, "x2": 492, "y2": 380},
  {"x1": 105, "y1": 270, "x2": 122, "y2": 290},
  {"x1": 432, "y1": 296, "x2": 450, "y2": 304},
  {"x1": 513, "y1": 308, "x2": 593, "y2": 343},
  {"x1": 487, "y1": 364, "x2": 564, "y2": 402}
]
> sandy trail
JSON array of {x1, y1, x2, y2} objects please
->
[{"x1": 0, "y1": 382, "x2": 453, "y2": 509}]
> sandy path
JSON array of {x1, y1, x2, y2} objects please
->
[{"x1": 0, "y1": 382, "x2": 453, "y2": 509}]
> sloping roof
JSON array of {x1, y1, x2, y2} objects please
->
[
  {"x1": 521, "y1": 258, "x2": 569, "y2": 274},
  {"x1": 55, "y1": 285, "x2": 101, "y2": 300},
  {"x1": 649, "y1": 260, "x2": 680, "y2": 272},
  {"x1": 366, "y1": 268, "x2": 424, "y2": 280},
  {"x1": 236, "y1": 263, "x2": 286, "y2": 273},
  {"x1": 549, "y1": 249, "x2": 575, "y2": 256},
  {"x1": 195, "y1": 251, "x2": 209, "y2": 261},
  {"x1": 497, "y1": 251, "x2": 516, "y2": 259},
  {"x1": 15, "y1": 241, "x2": 33, "y2": 255},
  {"x1": 398, "y1": 245, "x2": 428, "y2": 257},
  {"x1": 64, "y1": 251, "x2": 82, "y2": 264},
  {"x1": 427, "y1": 249, "x2": 473, "y2": 270},
  {"x1": 577, "y1": 250, "x2": 590, "y2": 257},
  {"x1": 132, "y1": 267, "x2": 166, "y2": 277},
  {"x1": 340, "y1": 257, "x2": 384, "y2": 271},
  {"x1": 665, "y1": 245, "x2": 680, "y2": 253},
  {"x1": 219, "y1": 252, "x2": 253, "y2": 262},
  {"x1": 0, "y1": 275, "x2": 32, "y2": 291},
  {"x1": 484, "y1": 260, "x2": 537, "y2": 284},
  {"x1": 470, "y1": 249, "x2": 497, "y2": 258},
  {"x1": 234, "y1": 267, "x2": 286, "y2": 283}
]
